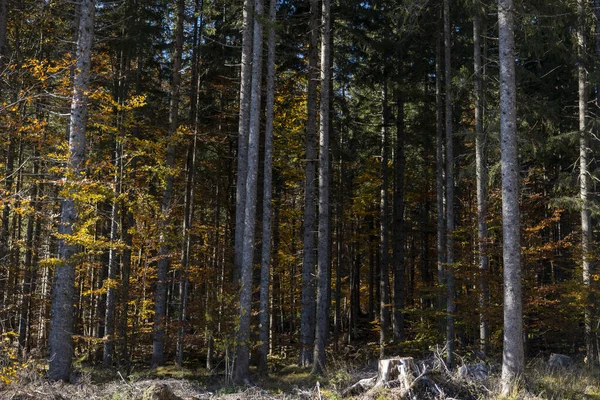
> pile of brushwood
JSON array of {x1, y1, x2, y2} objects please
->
[{"x1": 340, "y1": 352, "x2": 495, "y2": 400}]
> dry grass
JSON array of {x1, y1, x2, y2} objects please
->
[{"x1": 3, "y1": 354, "x2": 600, "y2": 399}]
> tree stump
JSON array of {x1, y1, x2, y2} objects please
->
[{"x1": 341, "y1": 357, "x2": 417, "y2": 397}]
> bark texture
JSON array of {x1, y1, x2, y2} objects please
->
[
  {"x1": 152, "y1": 0, "x2": 185, "y2": 367},
  {"x1": 313, "y1": 0, "x2": 331, "y2": 374},
  {"x1": 299, "y1": 0, "x2": 320, "y2": 368},
  {"x1": 233, "y1": 0, "x2": 254, "y2": 285},
  {"x1": 392, "y1": 93, "x2": 405, "y2": 341},
  {"x1": 498, "y1": 0, "x2": 524, "y2": 394},
  {"x1": 473, "y1": 0, "x2": 489, "y2": 357},
  {"x1": 379, "y1": 80, "x2": 391, "y2": 357},
  {"x1": 49, "y1": 0, "x2": 95, "y2": 381},
  {"x1": 258, "y1": 0, "x2": 277, "y2": 374},
  {"x1": 435, "y1": 21, "x2": 446, "y2": 327},
  {"x1": 234, "y1": 0, "x2": 263, "y2": 384},
  {"x1": 578, "y1": 0, "x2": 595, "y2": 365},
  {"x1": 443, "y1": 0, "x2": 455, "y2": 368}
]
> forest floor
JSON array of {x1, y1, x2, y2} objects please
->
[{"x1": 2, "y1": 354, "x2": 600, "y2": 399}]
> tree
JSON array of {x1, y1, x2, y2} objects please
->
[
  {"x1": 499, "y1": 0, "x2": 524, "y2": 394},
  {"x1": 258, "y1": 0, "x2": 277, "y2": 374},
  {"x1": 152, "y1": 0, "x2": 185, "y2": 367},
  {"x1": 313, "y1": 0, "x2": 331, "y2": 374},
  {"x1": 49, "y1": 0, "x2": 95, "y2": 382},
  {"x1": 234, "y1": 0, "x2": 254, "y2": 285},
  {"x1": 577, "y1": 0, "x2": 594, "y2": 365},
  {"x1": 299, "y1": 0, "x2": 320, "y2": 368},
  {"x1": 379, "y1": 80, "x2": 391, "y2": 357},
  {"x1": 443, "y1": 0, "x2": 455, "y2": 368},
  {"x1": 234, "y1": 0, "x2": 264, "y2": 384},
  {"x1": 473, "y1": 0, "x2": 489, "y2": 357},
  {"x1": 435, "y1": 11, "x2": 446, "y2": 332},
  {"x1": 392, "y1": 92, "x2": 405, "y2": 342}
]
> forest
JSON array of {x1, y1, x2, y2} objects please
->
[{"x1": 1, "y1": 0, "x2": 600, "y2": 398}]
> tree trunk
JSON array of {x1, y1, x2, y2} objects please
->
[
  {"x1": 473, "y1": 0, "x2": 489, "y2": 358},
  {"x1": 233, "y1": 0, "x2": 254, "y2": 285},
  {"x1": 498, "y1": 0, "x2": 524, "y2": 394},
  {"x1": 152, "y1": 0, "x2": 185, "y2": 367},
  {"x1": 49, "y1": 0, "x2": 95, "y2": 381},
  {"x1": 443, "y1": 0, "x2": 455, "y2": 368},
  {"x1": 577, "y1": 0, "x2": 595, "y2": 365},
  {"x1": 435, "y1": 16, "x2": 446, "y2": 332},
  {"x1": 18, "y1": 153, "x2": 40, "y2": 357},
  {"x1": 312, "y1": 0, "x2": 331, "y2": 373},
  {"x1": 103, "y1": 142, "x2": 121, "y2": 367},
  {"x1": 177, "y1": 0, "x2": 204, "y2": 367},
  {"x1": 0, "y1": 0, "x2": 7, "y2": 71},
  {"x1": 392, "y1": 92, "x2": 405, "y2": 341},
  {"x1": 299, "y1": 0, "x2": 320, "y2": 368},
  {"x1": 379, "y1": 80, "x2": 391, "y2": 358},
  {"x1": 234, "y1": 0, "x2": 263, "y2": 384},
  {"x1": 258, "y1": 0, "x2": 276, "y2": 375}
]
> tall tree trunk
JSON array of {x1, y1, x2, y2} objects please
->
[
  {"x1": 152, "y1": 0, "x2": 185, "y2": 367},
  {"x1": 103, "y1": 141, "x2": 121, "y2": 367},
  {"x1": 234, "y1": 0, "x2": 254, "y2": 285},
  {"x1": 443, "y1": 0, "x2": 455, "y2": 368},
  {"x1": 392, "y1": 93, "x2": 405, "y2": 341},
  {"x1": 473, "y1": 0, "x2": 489, "y2": 358},
  {"x1": 0, "y1": 0, "x2": 8, "y2": 322},
  {"x1": 313, "y1": 0, "x2": 331, "y2": 373},
  {"x1": 49, "y1": 0, "x2": 95, "y2": 381},
  {"x1": 176, "y1": 129, "x2": 196, "y2": 367},
  {"x1": 258, "y1": 0, "x2": 276, "y2": 374},
  {"x1": 234, "y1": 0, "x2": 263, "y2": 384},
  {"x1": 177, "y1": 0, "x2": 204, "y2": 367},
  {"x1": 435, "y1": 15, "x2": 446, "y2": 332},
  {"x1": 577, "y1": 0, "x2": 595, "y2": 365},
  {"x1": 498, "y1": 0, "x2": 524, "y2": 394},
  {"x1": 18, "y1": 152, "x2": 40, "y2": 357},
  {"x1": 379, "y1": 80, "x2": 391, "y2": 358},
  {"x1": 299, "y1": 0, "x2": 320, "y2": 368},
  {"x1": 0, "y1": 0, "x2": 6, "y2": 71}
]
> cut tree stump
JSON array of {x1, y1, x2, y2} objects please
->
[{"x1": 342, "y1": 357, "x2": 417, "y2": 397}]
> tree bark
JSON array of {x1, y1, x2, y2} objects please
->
[
  {"x1": 177, "y1": 0, "x2": 204, "y2": 367},
  {"x1": 234, "y1": 0, "x2": 263, "y2": 384},
  {"x1": 379, "y1": 80, "x2": 391, "y2": 358},
  {"x1": 233, "y1": 0, "x2": 254, "y2": 285},
  {"x1": 18, "y1": 152, "x2": 40, "y2": 357},
  {"x1": 152, "y1": 0, "x2": 185, "y2": 367},
  {"x1": 443, "y1": 0, "x2": 455, "y2": 368},
  {"x1": 103, "y1": 142, "x2": 121, "y2": 367},
  {"x1": 435, "y1": 14, "x2": 446, "y2": 332},
  {"x1": 0, "y1": 0, "x2": 7, "y2": 71},
  {"x1": 299, "y1": 0, "x2": 320, "y2": 368},
  {"x1": 392, "y1": 93, "x2": 405, "y2": 341},
  {"x1": 473, "y1": 0, "x2": 489, "y2": 358},
  {"x1": 498, "y1": 0, "x2": 524, "y2": 394},
  {"x1": 577, "y1": 0, "x2": 595, "y2": 365},
  {"x1": 312, "y1": 0, "x2": 331, "y2": 374},
  {"x1": 49, "y1": 0, "x2": 95, "y2": 382},
  {"x1": 258, "y1": 0, "x2": 276, "y2": 375}
]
